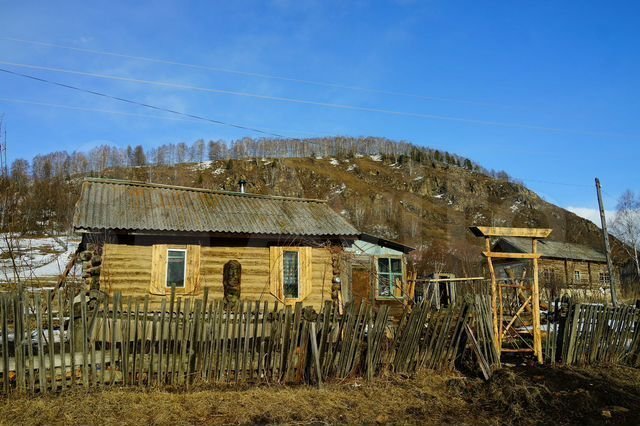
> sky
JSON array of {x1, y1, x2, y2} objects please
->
[{"x1": 0, "y1": 0, "x2": 638, "y2": 224}]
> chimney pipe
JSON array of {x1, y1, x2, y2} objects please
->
[{"x1": 238, "y1": 178, "x2": 247, "y2": 193}]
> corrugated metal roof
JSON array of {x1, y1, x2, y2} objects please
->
[
  {"x1": 73, "y1": 178, "x2": 359, "y2": 237},
  {"x1": 496, "y1": 237, "x2": 607, "y2": 262}
]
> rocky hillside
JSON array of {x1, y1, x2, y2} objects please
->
[{"x1": 92, "y1": 154, "x2": 605, "y2": 276}]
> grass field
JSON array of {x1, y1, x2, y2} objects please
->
[{"x1": 0, "y1": 365, "x2": 639, "y2": 425}]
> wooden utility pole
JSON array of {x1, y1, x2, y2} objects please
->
[{"x1": 595, "y1": 178, "x2": 618, "y2": 306}]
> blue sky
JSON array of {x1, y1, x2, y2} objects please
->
[{"x1": 0, "y1": 0, "x2": 638, "y2": 222}]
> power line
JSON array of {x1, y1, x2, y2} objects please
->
[
  {"x1": 0, "y1": 60, "x2": 633, "y2": 139},
  {"x1": 0, "y1": 67, "x2": 284, "y2": 138},
  {"x1": 0, "y1": 36, "x2": 512, "y2": 108},
  {"x1": 0, "y1": 97, "x2": 323, "y2": 137}
]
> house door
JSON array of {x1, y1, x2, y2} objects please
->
[{"x1": 351, "y1": 266, "x2": 371, "y2": 305}]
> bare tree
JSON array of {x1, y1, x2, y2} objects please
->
[{"x1": 611, "y1": 190, "x2": 640, "y2": 280}]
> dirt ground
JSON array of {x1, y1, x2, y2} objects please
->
[{"x1": 0, "y1": 365, "x2": 638, "y2": 425}]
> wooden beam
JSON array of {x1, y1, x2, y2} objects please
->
[
  {"x1": 483, "y1": 251, "x2": 542, "y2": 259},
  {"x1": 531, "y1": 239, "x2": 543, "y2": 364},
  {"x1": 469, "y1": 226, "x2": 552, "y2": 238}
]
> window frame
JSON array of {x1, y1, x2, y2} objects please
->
[
  {"x1": 574, "y1": 270, "x2": 581, "y2": 284},
  {"x1": 375, "y1": 256, "x2": 404, "y2": 300},
  {"x1": 166, "y1": 248, "x2": 188, "y2": 289},
  {"x1": 282, "y1": 250, "x2": 301, "y2": 300},
  {"x1": 599, "y1": 271, "x2": 611, "y2": 286}
]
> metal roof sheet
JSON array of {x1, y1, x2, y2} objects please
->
[
  {"x1": 496, "y1": 237, "x2": 607, "y2": 262},
  {"x1": 73, "y1": 178, "x2": 359, "y2": 237}
]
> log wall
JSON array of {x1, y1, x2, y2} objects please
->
[{"x1": 100, "y1": 243, "x2": 334, "y2": 309}]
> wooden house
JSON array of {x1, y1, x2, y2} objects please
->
[
  {"x1": 491, "y1": 237, "x2": 620, "y2": 294},
  {"x1": 344, "y1": 234, "x2": 415, "y2": 317},
  {"x1": 72, "y1": 178, "x2": 361, "y2": 309}
]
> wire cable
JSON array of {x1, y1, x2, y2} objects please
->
[
  {"x1": 0, "y1": 67, "x2": 284, "y2": 138},
  {"x1": 0, "y1": 36, "x2": 512, "y2": 108},
  {"x1": 0, "y1": 60, "x2": 633, "y2": 138}
]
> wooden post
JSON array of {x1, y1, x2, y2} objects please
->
[
  {"x1": 532, "y1": 239, "x2": 543, "y2": 363},
  {"x1": 595, "y1": 178, "x2": 618, "y2": 306},
  {"x1": 485, "y1": 237, "x2": 500, "y2": 355}
]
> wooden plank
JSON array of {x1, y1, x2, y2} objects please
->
[
  {"x1": 157, "y1": 297, "x2": 166, "y2": 385},
  {"x1": 256, "y1": 301, "x2": 268, "y2": 381},
  {"x1": 109, "y1": 293, "x2": 119, "y2": 386},
  {"x1": 35, "y1": 293, "x2": 46, "y2": 393},
  {"x1": 531, "y1": 239, "x2": 543, "y2": 364},
  {"x1": 170, "y1": 298, "x2": 182, "y2": 385},
  {"x1": 1, "y1": 297, "x2": 9, "y2": 394},
  {"x1": 57, "y1": 289, "x2": 66, "y2": 392},
  {"x1": 470, "y1": 226, "x2": 552, "y2": 238},
  {"x1": 219, "y1": 303, "x2": 230, "y2": 383},
  {"x1": 483, "y1": 251, "x2": 542, "y2": 260},
  {"x1": 178, "y1": 299, "x2": 191, "y2": 385},
  {"x1": 100, "y1": 294, "x2": 108, "y2": 387},
  {"x1": 187, "y1": 299, "x2": 201, "y2": 389},
  {"x1": 138, "y1": 295, "x2": 148, "y2": 387},
  {"x1": 234, "y1": 301, "x2": 244, "y2": 384},
  {"x1": 131, "y1": 299, "x2": 140, "y2": 387},
  {"x1": 67, "y1": 294, "x2": 75, "y2": 389},
  {"x1": 248, "y1": 301, "x2": 260, "y2": 381},
  {"x1": 80, "y1": 292, "x2": 89, "y2": 388},
  {"x1": 148, "y1": 311, "x2": 158, "y2": 387},
  {"x1": 121, "y1": 297, "x2": 131, "y2": 386},
  {"x1": 46, "y1": 292, "x2": 55, "y2": 392},
  {"x1": 14, "y1": 295, "x2": 25, "y2": 393}
]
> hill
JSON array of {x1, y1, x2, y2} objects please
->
[{"x1": 0, "y1": 137, "x2": 608, "y2": 277}]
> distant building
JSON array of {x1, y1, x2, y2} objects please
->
[{"x1": 491, "y1": 237, "x2": 620, "y2": 294}]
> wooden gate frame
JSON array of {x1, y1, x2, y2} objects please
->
[{"x1": 470, "y1": 226, "x2": 552, "y2": 363}]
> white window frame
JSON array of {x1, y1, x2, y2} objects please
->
[
  {"x1": 574, "y1": 270, "x2": 581, "y2": 283},
  {"x1": 282, "y1": 250, "x2": 300, "y2": 300},
  {"x1": 599, "y1": 271, "x2": 611, "y2": 285},
  {"x1": 376, "y1": 256, "x2": 404, "y2": 299},
  {"x1": 166, "y1": 248, "x2": 188, "y2": 288}
]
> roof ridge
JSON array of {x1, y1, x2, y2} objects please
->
[{"x1": 83, "y1": 177, "x2": 328, "y2": 203}]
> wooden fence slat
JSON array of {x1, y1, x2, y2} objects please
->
[
  {"x1": 57, "y1": 288, "x2": 68, "y2": 392},
  {"x1": 46, "y1": 292, "x2": 55, "y2": 392}
]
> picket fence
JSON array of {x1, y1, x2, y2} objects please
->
[
  {"x1": 544, "y1": 301, "x2": 640, "y2": 367},
  {"x1": 0, "y1": 288, "x2": 498, "y2": 394}
]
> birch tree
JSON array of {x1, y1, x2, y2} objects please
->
[{"x1": 611, "y1": 190, "x2": 640, "y2": 280}]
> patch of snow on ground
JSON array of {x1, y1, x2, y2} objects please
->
[
  {"x1": 190, "y1": 161, "x2": 212, "y2": 171},
  {"x1": 347, "y1": 164, "x2": 356, "y2": 172},
  {"x1": 315, "y1": 156, "x2": 323, "y2": 160},
  {"x1": 212, "y1": 167, "x2": 225, "y2": 175},
  {"x1": 433, "y1": 194, "x2": 445, "y2": 199},
  {"x1": 413, "y1": 176, "x2": 424, "y2": 181},
  {"x1": 333, "y1": 183, "x2": 347, "y2": 194},
  {"x1": 354, "y1": 153, "x2": 363, "y2": 158},
  {"x1": 329, "y1": 158, "x2": 339, "y2": 166},
  {"x1": 0, "y1": 234, "x2": 81, "y2": 281},
  {"x1": 370, "y1": 154, "x2": 382, "y2": 162},
  {"x1": 510, "y1": 200, "x2": 522, "y2": 212}
]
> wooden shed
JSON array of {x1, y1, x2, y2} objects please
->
[
  {"x1": 72, "y1": 178, "x2": 360, "y2": 309},
  {"x1": 344, "y1": 233, "x2": 415, "y2": 317}
]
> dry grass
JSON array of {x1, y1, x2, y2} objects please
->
[{"x1": 1, "y1": 366, "x2": 639, "y2": 425}]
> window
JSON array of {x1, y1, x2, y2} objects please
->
[
  {"x1": 599, "y1": 271, "x2": 611, "y2": 286},
  {"x1": 283, "y1": 251, "x2": 299, "y2": 299},
  {"x1": 543, "y1": 269, "x2": 554, "y2": 283},
  {"x1": 574, "y1": 270, "x2": 581, "y2": 283},
  {"x1": 166, "y1": 249, "x2": 187, "y2": 288},
  {"x1": 378, "y1": 257, "x2": 403, "y2": 297}
]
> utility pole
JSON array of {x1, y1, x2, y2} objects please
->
[{"x1": 595, "y1": 178, "x2": 618, "y2": 306}]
